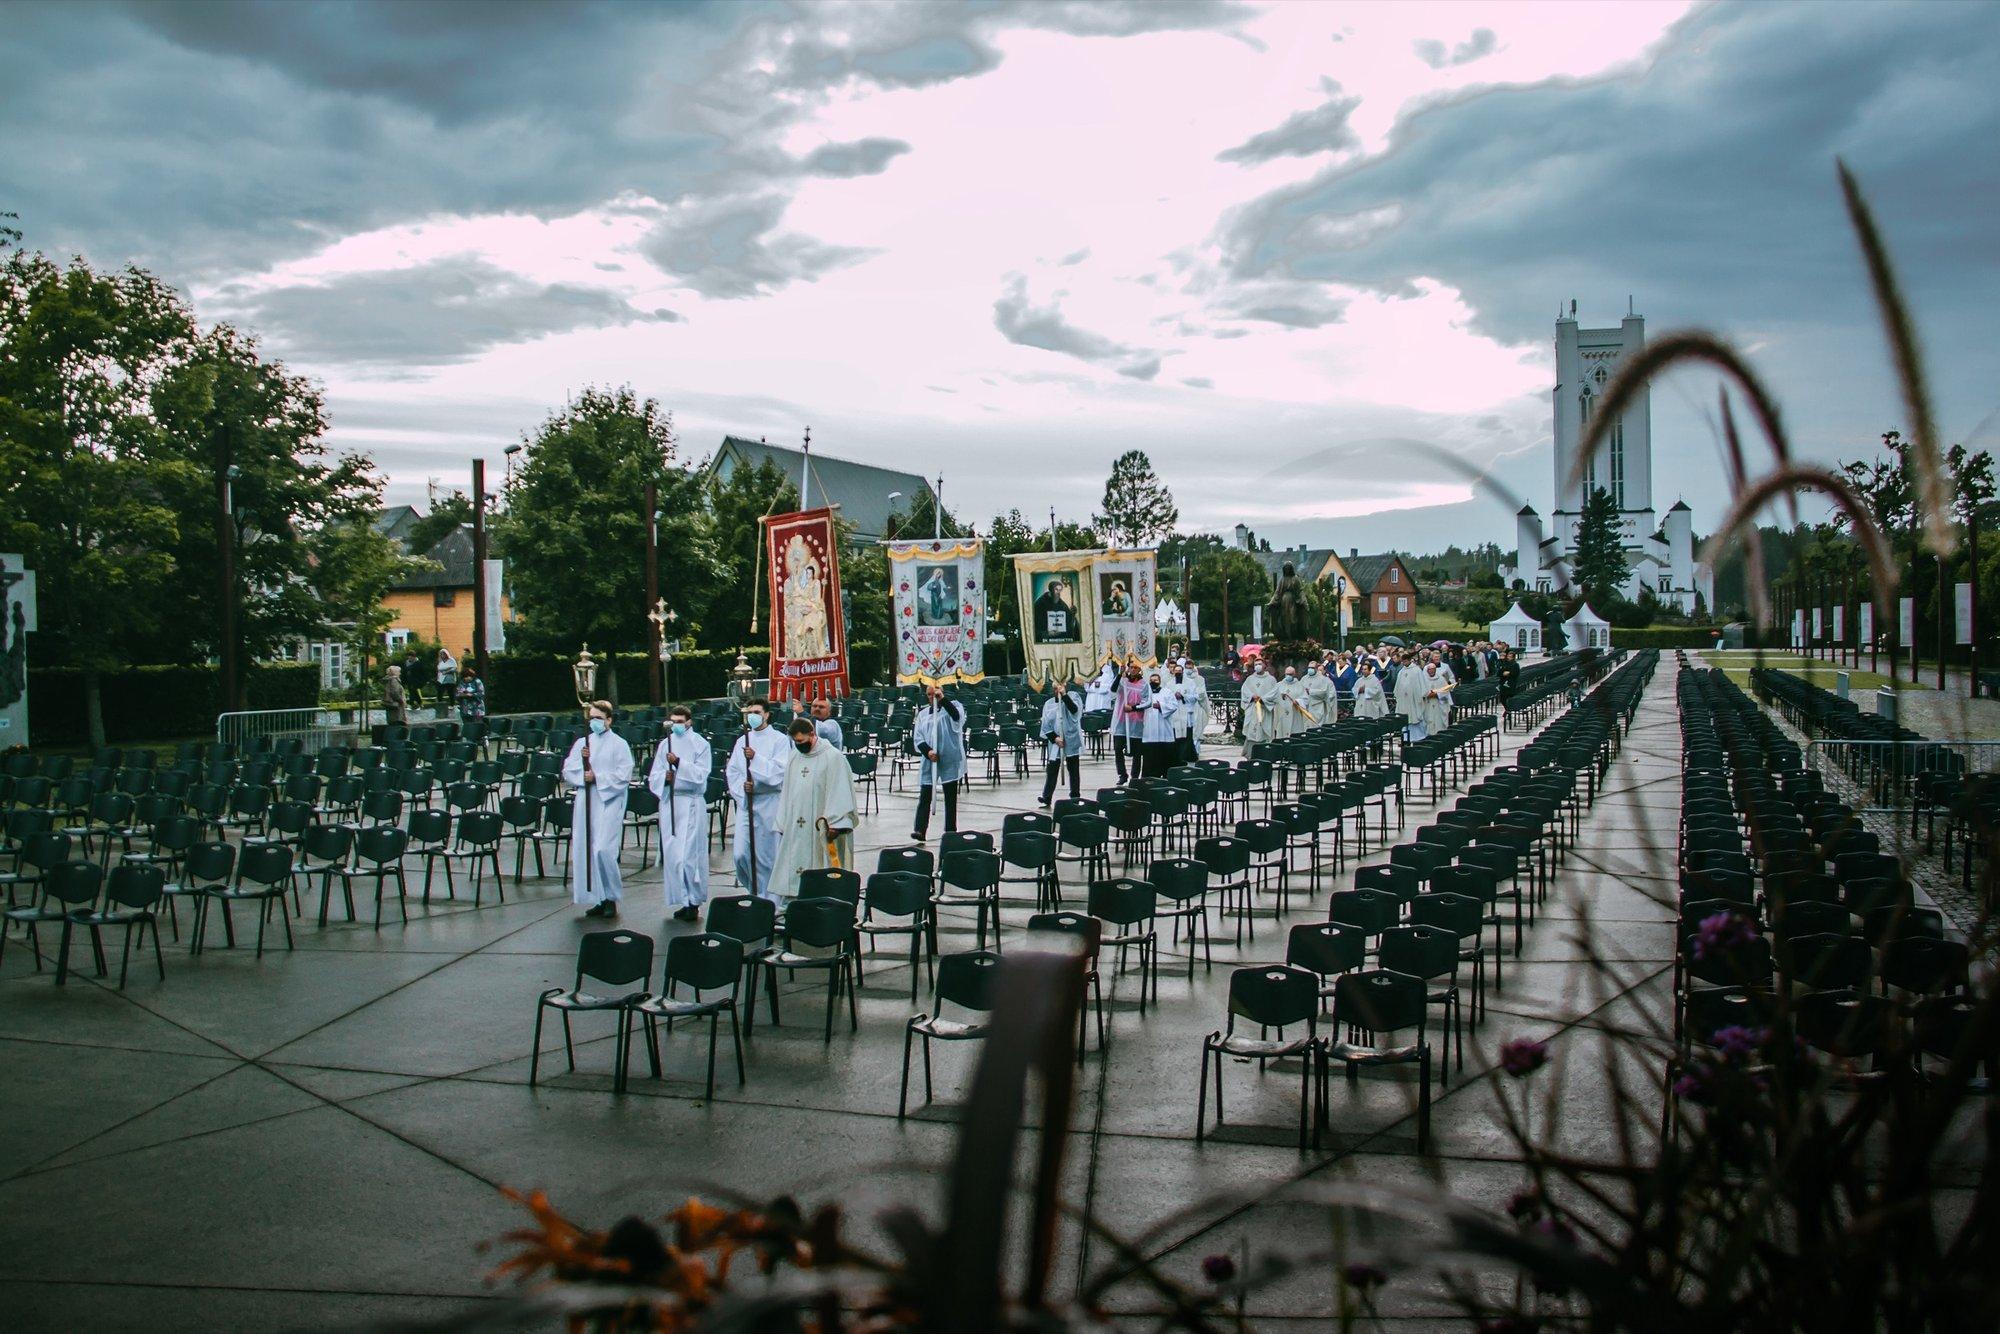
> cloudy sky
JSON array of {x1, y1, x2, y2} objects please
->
[{"x1": 7, "y1": 0, "x2": 1999, "y2": 550}]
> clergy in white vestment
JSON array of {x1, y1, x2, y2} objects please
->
[
  {"x1": 1178, "y1": 660, "x2": 1210, "y2": 758},
  {"x1": 726, "y1": 699, "x2": 788, "y2": 900},
  {"x1": 1084, "y1": 660, "x2": 1118, "y2": 714},
  {"x1": 1301, "y1": 662, "x2": 1335, "y2": 725},
  {"x1": 766, "y1": 717, "x2": 861, "y2": 899},
  {"x1": 1392, "y1": 655, "x2": 1431, "y2": 741},
  {"x1": 648, "y1": 704, "x2": 712, "y2": 920},
  {"x1": 1240, "y1": 659, "x2": 1279, "y2": 744},
  {"x1": 1352, "y1": 661, "x2": 1388, "y2": 718},
  {"x1": 1274, "y1": 667, "x2": 1310, "y2": 739},
  {"x1": 562, "y1": 700, "x2": 635, "y2": 917},
  {"x1": 1422, "y1": 661, "x2": 1454, "y2": 735}
]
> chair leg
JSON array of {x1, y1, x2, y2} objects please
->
[
  {"x1": 530, "y1": 1005, "x2": 546, "y2": 1086},
  {"x1": 1196, "y1": 1044, "x2": 1210, "y2": 1141},
  {"x1": 730, "y1": 1002, "x2": 745, "y2": 1085}
]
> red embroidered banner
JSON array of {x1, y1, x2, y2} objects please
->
[{"x1": 764, "y1": 507, "x2": 848, "y2": 702}]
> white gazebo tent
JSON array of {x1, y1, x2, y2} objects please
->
[
  {"x1": 1565, "y1": 602, "x2": 1612, "y2": 651},
  {"x1": 1155, "y1": 596, "x2": 1186, "y2": 635},
  {"x1": 1489, "y1": 601, "x2": 1543, "y2": 654}
]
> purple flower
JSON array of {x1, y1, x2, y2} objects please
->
[
  {"x1": 1712, "y1": 1024, "x2": 1768, "y2": 1061},
  {"x1": 1341, "y1": 1261, "x2": 1388, "y2": 1292},
  {"x1": 1499, "y1": 1038, "x2": 1549, "y2": 1077},
  {"x1": 1691, "y1": 911, "x2": 1758, "y2": 962},
  {"x1": 1201, "y1": 1253, "x2": 1237, "y2": 1285},
  {"x1": 1673, "y1": 1062, "x2": 1721, "y2": 1106}
]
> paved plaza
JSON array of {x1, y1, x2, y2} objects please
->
[{"x1": 1, "y1": 676, "x2": 1690, "y2": 1330}]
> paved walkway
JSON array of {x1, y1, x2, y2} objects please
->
[{"x1": 0, "y1": 671, "x2": 1685, "y2": 1330}]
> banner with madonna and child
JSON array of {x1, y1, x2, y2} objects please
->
[
  {"x1": 763, "y1": 507, "x2": 848, "y2": 702},
  {"x1": 889, "y1": 538, "x2": 987, "y2": 685},
  {"x1": 1010, "y1": 548, "x2": 1158, "y2": 688}
]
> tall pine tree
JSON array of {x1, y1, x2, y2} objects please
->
[
  {"x1": 1093, "y1": 449, "x2": 1179, "y2": 548},
  {"x1": 1569, "y1": 485, "x2": 1630, "y2": 602}
]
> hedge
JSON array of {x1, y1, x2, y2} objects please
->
[
  {"x1": 1606, "y1": 626, "x2": 1725, "y2": 649},
  {"x1": 26, "y1": 662, "x2": 320, "y2": 747},
  {"x1": 481, "y1": 644, "x2": 889, "y2": 714}
]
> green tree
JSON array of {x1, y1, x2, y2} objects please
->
[
  {"x1": 149, "y1": 323, "x2": 380, "y2": 680},
  {"x1": 702, "y1": 457, "x2": 799, "y2": 652},
  {"x1": 1459, "y1": 590, "x2": 1505, "y2": 628},
  {"x1": 885, "y1": 488, "x2": 968, "y2": 541},
  {"x1": 1158, "y1": 531, "x2": 1226, "y2": 599},
  {"x1": 1092, "y1": 449, "x2": 1178, "y2": 548},
  {"x1": 494, "y1": 387, "x2": 719, "y2": 698},
  {"x1": 983, "y1": 509, "x2": 1039, "y2": 651},
  {"x1": 1570, "y1": 485, "x2": 1630, "y2": 603},
  {"x1": 404, "y1": 490, "x2": 476, "y2": 555},
  {"x1": 309, "y1": 509, "x2": 434, "y2": 718},
  {"x1": 1188, "y1": 547, "x2": 1268, "y2": 644},
  {"x1": 0, "y1": 248, "x2": 193, "y2": 744}
]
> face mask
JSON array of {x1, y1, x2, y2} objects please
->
[
  {"x1": 747, "y1": 713, "x2": 766, "y2": 730},
  {"x1": 588, "y1": 718, "x2": 607, "y2": 735},
  {"x1": 670, "y1": 721, "x2": 688, "y2": 735},
  {"x1": 794, "y1": 739, "x2": 813, "y2": 754},
  {"x1": 1149, "y1": 680, "x2": 1161, "y2": 690}
]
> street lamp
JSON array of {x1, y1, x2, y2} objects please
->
[
  {"x1": 885, "y1": 491, "x2": 902, "y2": 541},
  {"x1": 503, "y1": 442, "x2": 523, "y2": 487},
  {"x1": 1335, "y1": 575, "x2": 1348, "y2": 651},
  {"x1": 219, "y1": 462, "x2": 243, "y2": 713}
]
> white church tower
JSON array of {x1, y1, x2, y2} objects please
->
[{"x1": 1499, "y1": 302, "x2": 1713, "y2": 614}]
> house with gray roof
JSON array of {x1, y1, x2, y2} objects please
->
[{"x1": 705, "y1": 436, "x2": 935, "y2": 543}]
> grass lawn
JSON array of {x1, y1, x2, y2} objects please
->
[{"x1": 1695, "y1": 650, "x2": 1912, "y2": 694}]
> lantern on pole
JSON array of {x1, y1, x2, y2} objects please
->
[{"x1": 572, "y1": 644, "x2": 599, "y2": 708}]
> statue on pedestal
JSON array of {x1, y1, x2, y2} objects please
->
[{"x1": 1271, "y1": 562, "x2": 1306, "y2": 642}]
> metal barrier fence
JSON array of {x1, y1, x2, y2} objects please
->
[
  {"x1": 1806, "y1": 737, "x2": 2000, "y2": 811},
  {"x1": 215, "y1": 708, "x2": 359, "y2": 754}
]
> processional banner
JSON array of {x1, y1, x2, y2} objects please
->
[
  {"x1": 889, "y1": 538, "x2": 986, "y2": 685},
  {"x1": 764, "y1": 508, "x2": 848, "y2": 701},
  {"x1": 1010, "y1": 548, "x2": 1158, "y2": 688}
]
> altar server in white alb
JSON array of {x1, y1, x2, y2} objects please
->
[
  {"x1": 1141, "y1": 668, "x2": 1183, "y2": 777},
  {"x1": 1178, "y1": 659, "x2": 1209, "y2": 758},
  {"x1": 562, "y1": 700, "x2": 635, "y2": 918},
  {"x1": 648, "y1": 704, "x2": 712, "y2": 922},
  {"x1": 1421, "y1": 655, "x2": 1454, "y2": 736},
  {"x1": 726, "y1": 698, "x2": 788, "y2": 900},
  {"x1": 1302, "y1": 661, "x2": 1335, "y2": 725}
]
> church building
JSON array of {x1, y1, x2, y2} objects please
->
[{"x1": 1497, "y1": 304, "x2": 1713, "y2": 614}]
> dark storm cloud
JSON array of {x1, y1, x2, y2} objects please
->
[
  {"x1": 1413, "y1": 27, "x2": 1498, "y2": 70},
  {"x1": 1216, "y1": 82, "x2": 1361, "y2": 164},
  {"x1": 639, "y1": 195, "x2": 876, "y2": 300},
  {"x1": 798, "y1": 138, "x2": 914, "y2": 178},
  {"x1": 1219, "y1": 3, "x2": 2000, "y2": 347},
  {"x1": 993, "y1": 274, "x2": 1163, "y2": 380},
  {"x1": 219, "y1": 256, "x2": 682, "y2": 371}
]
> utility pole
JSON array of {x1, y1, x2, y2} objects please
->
[
  {"x1": 472, "y1": 458, "x2": 489, "y2": 682},
  {"x1": 217, "y1": 425, "x2": 241, "y2": 713},
  {"x1": 1937, "y1": 553, "x2": 1948, "y2": 691},
  {"x1": 644, "y1": 478, "x2": 662, "y2": 706}
]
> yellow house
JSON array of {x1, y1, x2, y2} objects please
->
[{"x1": 381, "y1": 524, "x2": 511, "y2": 660}]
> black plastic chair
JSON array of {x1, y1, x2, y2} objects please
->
[
  {"x1": 764, "y1": 897, "x2": 859, "y2": 1041},
  {"x1": 2, "y1": 858, "x2": 101, "y2": 983},
  {"x1": 628, "y1": 932, "x2": 745, "y2": 1098},
  {"x1": 160, "y1": 841, "x2": 234, "y2": 943},
  {"x1": 531, "y1": 928, "x2": 654, "y2": 1090},
  {"x1": 859, "y1": 870, "x2": 935, "y2": 1002},
  {"x1": 1285, "y1": 920, "x2": 1365, "y2": 1009},
  {"x1": 1087, "y1": 877, "x2": 1158, "y2": 1010},
  {"x1": 1379, "y1": 925, "x2": 1464, "y2": 1075},
  {"x1": 1026, "y1": 911, "x2": 1106, "y2": 1062},
  {"x1": 1327, "y1": 969, "x2": 1434, "y2": 1151},
  {"x1": 898, "y1": 949, "x2": 1001, "y2": 1118},
  {"x1": 1000, "y1": 831, "x2": 1061, "y2": 914},
  {"x1": 194, "y1": 843, "x2": 295, "y2": 958},
  {"x1": 1147, "y1": 856, "x2": 1212, "y2": 978},
  {"x1": 78, "y1": 863, "x2": 168, "y2": 988},
  {"x1": 1197, "y1": 964, "x2": 1322, "y2": 1151},
  {"x1": 706, "y1": 894, "x2": 777, "y2": 1034},
  {"x1": 932, "y1": 848, "x2": 1003, "y2": 952}
]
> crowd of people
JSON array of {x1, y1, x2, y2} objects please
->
[{"x1": 543, "y1": 635, "x2": 1528, "y2": 925}]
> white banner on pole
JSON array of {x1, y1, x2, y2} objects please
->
[
  {"x1": 1792, "y1": 608, "x2": 1804, "y2": 649},
  {"x1": 1811, "y1": 607, "x2": 1822, "y2": 639},
  {"x1": 1833, "y1": 605, "x2": 1844, "y2": 641},
  {"x1": 1188, "y1": 601, "x2": 1200, "y2": 644},
  {"x1": 1955, "y1": 582, "x2": 1972, "y2": 645},
  {"x1": 1899, "y1": 597, "x2": 1915, "y2": 646},
  {"x1": 482, "y1": 558, "x2": 507, "y2": 653},
  {"x1": 1252, "y1": 604, "x2": 1263, "y2": 640},
  {"x1": 1859, "y1": 602, "x2": 1873, "y2": 644}
]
